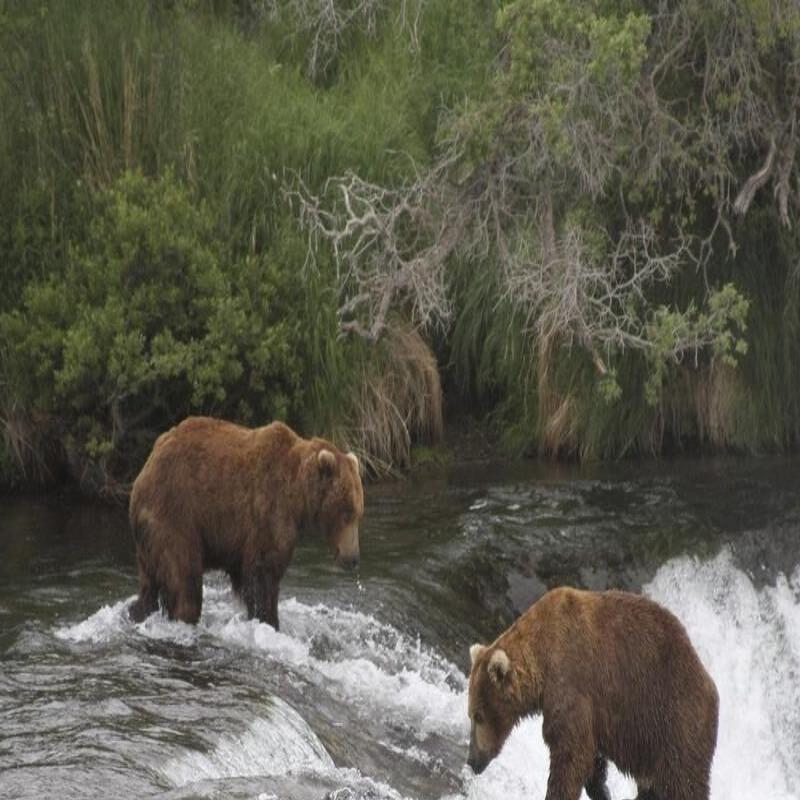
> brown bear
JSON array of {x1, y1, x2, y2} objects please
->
[
  {"x1": 128, "y1": 416, "x2": 364, "y2": 630},
  {"x1": 467, "y1": 587, "x2": 718, "y2": 800}
]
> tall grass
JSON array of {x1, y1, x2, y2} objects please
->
[
  {"x1": 447, "y1": 205, "x2": 800, "y2": 459},
  {"x1": 344, "y1": 325, "x2": 443, "y2": 475},
  {"x1": 0, "y1": 0, "x2": 483, "y2": 487}
]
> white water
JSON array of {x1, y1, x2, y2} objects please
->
[
  {"x1": 162, "y1": 701, "x2": 334, "y2": 785},
  {"x1": 648, "y1": 551, "x2": 800, "y2": 800},
  {"x1": 56, "y1": 550, "x2": 800, "y2": 799},
  {"x1": 458, "y1": 550, "x2": 800, "y2": 800}
]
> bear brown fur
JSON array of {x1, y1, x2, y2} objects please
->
[
  {"x1": 467, "y1": 587, "x2": 718, "y2": 800},
  {"x1": 128, "y1": 416, "x2": 364, "y2": 630}
]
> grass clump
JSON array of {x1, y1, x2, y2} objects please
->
[{"x1": 344, "y1": 325, "x2": 443, "y2": 475}]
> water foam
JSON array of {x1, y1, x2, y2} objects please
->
[
  {"x1": 211, "y1": 592, "x2": 467, "y2": 738},
  {"x1": 54, "y1": 596, "x2": 200, "y2": 646},
  {"x1": 54, "y1": 598, "x2": 132, "y2": 644},
  {"x1": 56, "y1": 582, "x2": 466, "y2": 740}
]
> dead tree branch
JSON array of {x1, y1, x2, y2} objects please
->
[
  {"x1": 734, "y1": 137, "x2": 776, "y2": 216},
  {"x1": 292, "y1": 162, "x2": 464, "y2": 340}
]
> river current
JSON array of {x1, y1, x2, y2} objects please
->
[{"x1": 1, "y1": 457, "x2": 799, "y2": 799}]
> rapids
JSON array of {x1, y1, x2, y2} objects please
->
[{"x1": 2, "y1": 457, "x2": 799, "y2": 799}]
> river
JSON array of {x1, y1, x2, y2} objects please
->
[{"x1": 1, "y1": 457, "x2": 799, "y2": 799}]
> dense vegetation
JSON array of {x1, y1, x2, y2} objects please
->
[{"x1": 0, "y1": 0, "x2": 798, "y2": 492}]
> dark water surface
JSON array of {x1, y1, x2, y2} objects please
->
[{"x1": 2, "y1": 457, "x2": 799, "y2": 799}]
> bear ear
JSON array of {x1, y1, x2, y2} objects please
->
[
  {"x1": 318, "y1": 449, "x2": 337, "y2": 475},
  {"x1": 488, "y1": 648, "x2": 511, "y2": 685},
  {"x1": 469, "y1": 643, "x2": 486, "y2": 670},
  {"x1": 346, "y1": 452, "x2": 360, "y2": 471}
]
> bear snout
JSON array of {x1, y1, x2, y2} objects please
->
[
  {"x1": 467, "y1": 752, "x2": 488, "y2": 775},
  {"x1": 332, "y1": 523, "x2": 360, "y2": 569},
  {"x1": 336, "y1": 551, "x2": 360, "y2": 570},
  {"x1": 467, "y1": 733, "x2": 492, "y2": 775}
]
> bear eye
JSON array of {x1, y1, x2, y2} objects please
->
[{"x1": 473, "y1": 710, "x2": 484, "y2": 725}]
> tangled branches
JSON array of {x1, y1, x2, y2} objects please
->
[
  {"x1": 644, "y1": 0, "x2": 800, "y2": 231},
  {"x1": 293, "y1": 162, "x2": 464, "y2": 340},
  {"x1": 501, "y1": 220, "x2": 689, "y2": 369},
  {"x1": 291, "y1": 0, "x2": 792, "y2": 397}
]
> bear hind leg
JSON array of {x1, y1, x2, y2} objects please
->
[
  {"x1": 242, "y1": 562, "x2": 280, "y2": 630},
  {"x1": 161, "y1": 556, "x2": 203, "y2": 625},
  {"x1": 585, "y1": 755, "x2": 611, "y2": 800},
  {"x1": 129, "y1": 570, "x2": 159, "y2": 622},
  {"x1": 129, "y1": 548, "x2": 159, "y2": 622}
]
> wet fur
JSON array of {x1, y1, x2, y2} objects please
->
[
  {"x1": 468, "y1": 588, "x2": 719, "y2": 800},
  {"x1": 128, "y1": 417, "x2": 364, "y2": 629}
]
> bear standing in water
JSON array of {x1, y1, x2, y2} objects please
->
[
  {"x1": 468, "y1": 587, "x2": 718, "y2": 800},
  {"x1": 128, "y1": 417, "x2": 364, "y2": 630}
]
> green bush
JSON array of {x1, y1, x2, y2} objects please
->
[{"x1": 0, "y1": 171, "x2": 305, "y2": 486}]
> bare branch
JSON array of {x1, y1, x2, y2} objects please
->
[
  {"x1": 500, "y1": 219, "x2": 695, "y2": 367},
  {"x1": 290, "y1": 162, "x2": 463, "y2": 340},
  {"x1": 734, "y1": 137, "x2": 776, "y2": 216}
]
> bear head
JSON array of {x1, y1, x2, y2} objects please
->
[
  {"x1": 308, "y1": 445, "x2": 364, "y2": 570},
  {"x1": 467, "y1": 642, "x2": 521, "y2": 774}
]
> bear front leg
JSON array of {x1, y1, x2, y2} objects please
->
[
  {"x1": 262, "y1": 578, "x2": 280, "y2": 631},
  {"x1": 584, "y1": 755, "x2": 611, "y2": 800},
  {"x1": 545, "y1": 744, "x2": 596, "y2": 800},
  {"x1": 542, "y1": 696, "x2": 596, "y2": 800}
]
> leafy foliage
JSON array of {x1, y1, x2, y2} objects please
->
[
  {"x1": 1, "y1": 0, "x2": 799, "y2": 490},
  {"x1": 1, "y1": 172, "x2": 303, "y2": 487},
  {"x1": 642, "y1": 284, "x2": 750, "y2": 406}
]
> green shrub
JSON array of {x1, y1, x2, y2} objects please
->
[{"x1": 0, "y1": 171, "x2": 305, "y2": 487}]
